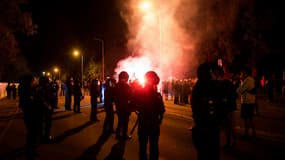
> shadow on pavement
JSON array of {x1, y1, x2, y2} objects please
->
[
  {"x1": 53, "y1": 121, "x2": 95, "y2": 143},
  {"x1": 104, "y1": 141, "x2": 126, "y2": 160},
  {"x1": 52, "y1": 112, "x2": 79, "y2": 121},
  {"x1": 75, "y1": 132, "x2": 112, "y2": 160}
]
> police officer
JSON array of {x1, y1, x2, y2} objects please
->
[
  {"x1": 191, "y1": 62, "x2": 223, "y2": 160},
  {"x1": 103, "y1": 77, "x2": 116, "y2": 134},
  {"x1": 73, "y1": 79, "x2": 83, "y2": 113},
  {"x1": 90, "y1": 78, "x2": 100, "y2": 121},
  {"x1": 135, "y1": 71, "x2": 165, "y2": 160},
  {"x1": 114, "y1": 71, "x2": 132, "y2": 140},
  {"x1": 36, "y1": 76, "x2": 54, "y2": 143},
  {"x1": 64, "y1": 78, "x2": 72, "y2": 111},
  {"x1": 50, "y1": 80, "x2": 59, "y2": 108},
  {"x1": 18, "y1": 74, "x2": 41, "y2": 159}
]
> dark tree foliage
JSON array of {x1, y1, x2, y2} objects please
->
[{"x1": 0, "y1": 0, "x2": 36, "y2": 82}]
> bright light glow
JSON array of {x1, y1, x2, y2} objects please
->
[
  {"x1": 115, "y1": 56, "x2": 153, "y2": 85},
  {"x1": 54, "y1": 67, "x2": 59, "y2": 73},
  {"x1": 73, "y1": 50, "x2": 80, "y2": 57},
  {"x1": 139, "y1": 1, "x2": 152, "y2": 12}
]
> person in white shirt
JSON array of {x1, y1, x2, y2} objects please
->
[{"x1": 236, "y1": 68, "x2": 256, "y2": 139}]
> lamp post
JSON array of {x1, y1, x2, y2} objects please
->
[
  {"x1": 93, "y1": 37, "x2": 105, "y2": 81},
  {"x1": 73, "y1": 50, "x2": 84, "y2": 87}
]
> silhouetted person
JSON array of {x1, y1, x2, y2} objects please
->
[
  {"x1": 215, "y1": 67, "x2": 237, "y2": 148},
  {"x1": 73, "y1": 79, "x2": 83, "y2": 113},
  {"x1": 64, "y1": 78, "x2": 72, "y2": 111},
  {"x1": 6, "y1": 82, "x2": 11, "y2": 99},
  {"x1": 90, "y1": 78, "x2": 100, "y2": 121},
  {"x1": 135, "y1": 71, "x2": 165, "y2": 160},
  {"x1": 237, "y1": 68, "x2": 256, "y2": 139},
  {"x1": 103, "y1": 78, "x2": 116, "y2": 134},
  {"x1": 36, "y1": 76, "x2": 54, "y2": 143},
  {"x1": 191, "y1": 62, "x2": 223, "y2": 160},
  {"x1": 18, "y1": 74, "x2": 42, "y2": 159},
  {"x1": 11, "y1": 83, "x2": 17, "y2": 99},
  {"x1": 114, "y1": 71, "x2": 132, "y2": 140},
  {"x1": 50, "y1": 80, "x2": 59, "y2": 108}
]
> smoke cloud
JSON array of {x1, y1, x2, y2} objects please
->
[{"x1": 115, "y1": 0, "x2": 243, "y2": 80}]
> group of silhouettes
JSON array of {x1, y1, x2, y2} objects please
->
[
  {"x1": 17, "y1": 62, "x2": 257, "y2": 160},
  {"x1": 18, "y1": 70, "x2": 165, "y2": 160},
  {"x1": 191, "y1": 62, "x2": 257, "y2": 160}
]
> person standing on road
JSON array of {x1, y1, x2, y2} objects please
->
[
  {"x1": 191, "y1": 62, "x2": 223, "y2": 160},
  {"x1": 64, "y1": 78, "x2": 72, "y2": 111},
  {"x1": 6, "y1": 82, "x2": 11, "y2": 99},
  {"x1": 90, "y1": 78, "x2": 100, "y2": 121},
  {"x1": 103, "y1": 77, "x2": 116, "y2": 134},
  {"x1": 73, "y1": 79, "x2": 83, "y2": 113},
  {"x1": 236, "y1": 67, "x2": 256, "y2": 139},
  {"x1": 36, "y1": 76, "x2": 54, "y2": 143},
  {"x1": 215, "y1": 67, "x2": 238, "y2": 148},
  {"x1": 135, "y1": 71, "x2": 165, "y2": 160},
  {"x1": 11, "y1": 83, "x2": 17, "y2": 99},
  {"x1": 18, "y1": 74, "x2": 42, "y2": 159},
  {"x1": 114, "y1": 71, "x2": 132, "y2": 140}
]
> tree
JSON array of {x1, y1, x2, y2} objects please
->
[
  {"x1": 0, "y1": 0, "x2": 37, "y2": 81},
  {"x1": 85, "y1": 57, "x2": 102, "y2": 81}
]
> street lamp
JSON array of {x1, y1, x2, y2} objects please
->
[
  {"x1": 54, "y1": 67, "x2": 60, "y2": 80},
  {"x1": 93, "y1": 37, "x2": 105, "y2": 81},
  {"x1": 73, "y1": 49, "x2": 84, "y2": 87}
]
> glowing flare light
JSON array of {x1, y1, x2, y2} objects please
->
[{"x1": 115, "y1": 56, "x2": 155, "y2": 85}]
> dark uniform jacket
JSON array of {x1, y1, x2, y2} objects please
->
[
  {"x1": 114, "y1": 82, "x2": 132, "y2": 113},
  {"x1": 191, "y1": 80, "x2": 222, "y2": 127},
  {"x1": 136, "y1": 86, "x2": 165, "y2": 129}
]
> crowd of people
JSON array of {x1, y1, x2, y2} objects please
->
[
  {"x1": 191, "y1": 62, "x2": 258, "y2": 160},
  {"x1": 6, "y1": 60, "x2": 283, "y2": 160},
  {"x1": 17, "y1": 70, "x2": 165, "y2": 160}
]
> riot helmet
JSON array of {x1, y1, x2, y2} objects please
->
[
  {"x1": 144, "y1": 71, "x2": 160, "y2": 85},
  {"x1": 197, "y1": 62, "x2": 217, "y2": 81},
  {"x1": 118, "y1": 71, "x2": 129, "y2": 82}
]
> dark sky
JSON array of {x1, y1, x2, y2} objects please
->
[
  {"x1": 23, "y1": 0, "x2": 127, "y2": 74},
  {"x1": 20, "y1": 0, "x2": 284, "y2": 75}
]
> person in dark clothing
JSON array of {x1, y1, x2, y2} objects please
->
[
  {"x1": 18, "y1": 74, "x2": 42, "y2": 159},
  {"x1": 36, "y1": 76, "x2": 54, "y2": 143},
  {"x1": 103, "y1": 78, "x2": 116, "y2": 134},
  {"x1": 50, "y1": 80, "x2": 59, "y2": 108},
  {"x1": 90, "y1": 78, "x2": 100, "y2": 121},
  {"x1": 215, "y1": 67, "x2": 238, "y2": 148},
  {"x1": 114, "y1": 71, "x2": 132, "y2": 140},
  {"x1": 73, "y1": 80, "x2": 83, "y2": 113},
  {"x1": 191, "y1": 62, "x2": 223, "y2": 160},
  {"x1": 11, "y1": 83, "x2": 17, "y2": 99},
  {"x1": 133, "y1": 71, "x2": 165, "y2": 160},
  {"x1": 6, "y1": 82, "x2": 11, "y2": 99},
  {"x1": 64, "y1": 78, "x2": 72, "y2": 111}
]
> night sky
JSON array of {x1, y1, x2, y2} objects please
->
[
  {"x1": 22, "y1": 0, "x2": 127, "y2": 74},
  {"x1": 20, "y1": 0, "x2": 284, "y2": 76}
]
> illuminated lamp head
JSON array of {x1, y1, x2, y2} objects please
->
[
  {"x1": 144, "y1": 71, "x2": 160, "y2": 86},
  {"x1": 118, "y1": 71, "x2": 129, "y2": 82}
]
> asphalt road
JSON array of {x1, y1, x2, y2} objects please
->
[{"x1": 0, "y1": 95, "x2": 284, "y2": 160}]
